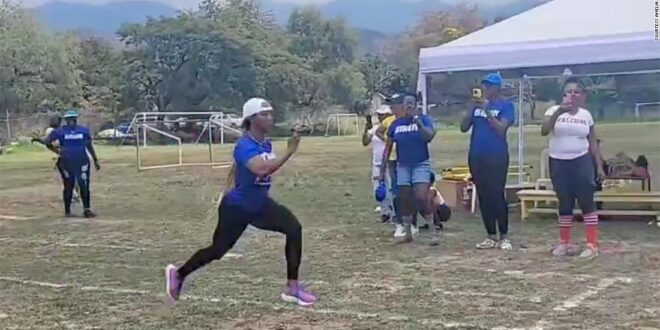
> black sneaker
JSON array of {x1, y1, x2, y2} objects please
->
[
  {"x1": 83, "y1": 209, "x2": 97, "y2": 218},
  {"x1": 380, "y1": 214, "x2": 391, "y2": 223}
]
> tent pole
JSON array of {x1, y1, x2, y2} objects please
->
[
  {"x1": 517, "y1": 77, "x2": 526, "y2": 184},
  {"x1": 422, "y1": 73, "x2": 429, "y2": 114}
]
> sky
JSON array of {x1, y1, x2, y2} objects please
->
[{"x1": 21, "y1": 0, "x2": 519, "y2": 9}]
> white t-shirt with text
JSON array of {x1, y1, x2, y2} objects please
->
[{"x1": 544, "y1": 105, "x2": 593, "y2": 160}]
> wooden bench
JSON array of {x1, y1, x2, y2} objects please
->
[{"x1": 517, "y1": 189, "x2": 660, "y2": 221}]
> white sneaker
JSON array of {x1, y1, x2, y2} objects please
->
[
  {"x1": 411, "y1": 225, "x2": 419, "y2": 237},
  {"x1": 374, "y1": 206, "x2": 382, "y2": 213},
  {"x1": 500, "y1": 239, "x2": 513, "y2": 251},
  {"x1": 476, "y1": 238, "x2": 498, "y2": 249},
  {"x1": 394, "y1": 224, "x2": 406, "y2": 238}
]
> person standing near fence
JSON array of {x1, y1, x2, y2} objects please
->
[
  {"x1": 362, "y1": 106, "x2": 394, "y2": 222},
  {"x1": 460, "y1": 72, "x2": 515, "y2": 251},
  {"x1": 541, "y1": 77, "x2": 606, "y2": 258}
]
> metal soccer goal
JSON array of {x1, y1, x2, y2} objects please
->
[
  {"x1": 324, "y1": 113, "x2": 359, "y2": 136},
  {"x1": 125, "y1": 112, "x2": 241, "y2": 171}
]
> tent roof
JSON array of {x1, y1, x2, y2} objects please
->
[{"x1": 418, "y1": 0, "x2": 660, "y2": 75}]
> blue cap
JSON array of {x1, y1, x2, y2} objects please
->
[
  {"x1": 63, "y1": 110, "x2": 79, "y2": 119},
  {"x1": 375, "y1": 182, "x2": 387, "y2": 202},
  {"x1": 481, "y1": 72, "x2": 503, "y2": 86}
]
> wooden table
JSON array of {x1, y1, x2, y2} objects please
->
[{"x1": 605, "y1": 175, "x2": 652, "y2": 192}]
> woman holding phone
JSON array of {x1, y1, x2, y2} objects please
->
[
  {"x1": 380, "y1": 93, "x2": 437, "y2": 245},
  {"x1": 541, "y1": 77, "x2": 605, "y2": 258},
  {"x1": 460, "y1": 73, "x2": 515, "y2": 251}
]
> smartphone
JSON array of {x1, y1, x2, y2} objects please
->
[{"x1": 471, "y1": 88, "x2": 483, "y2": 100}]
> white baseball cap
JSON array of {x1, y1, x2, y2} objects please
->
[
  {"x1": 374, "y1": 105, "x2": 392, "y2": 115},
  {"x1": 242, "y1": 98, "x2": 273, "y2": 120}
]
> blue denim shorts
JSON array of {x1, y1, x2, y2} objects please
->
[{"x1": 396, "y1": 160, "x2": 433, "y2": 187}]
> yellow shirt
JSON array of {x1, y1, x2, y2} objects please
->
[{"x1": 380, "y1": 115, "x2": 397, "y2": 161}]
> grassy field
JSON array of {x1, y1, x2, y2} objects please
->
[{"x1": 1, "y1": 123, "x2": 660, "y2": 329}]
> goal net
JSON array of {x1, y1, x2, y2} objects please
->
[
  {"x1": 130, "y1": 112, "x2": 239, "y2": 171},
  {"x1": 325, "y1": 114, "x2": 359, "y2": 136},
  {"x1": 634, "y1": 102, "x2": 660, "y2": 122}
]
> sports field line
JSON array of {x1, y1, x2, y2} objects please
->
[
  {"x1": 0, "y1": 237, "x2": 244, "y2": 259},
  {"x1": 504, "y1": 277, "x2": 635, "y2": 330},
  {"x1": 0, "y1": 215, "x2": 36, "y2": 221},
  {"x1": 551, "y1": 276, "x2": 633, "y2": 312},
  {"x1": 0, "y1": 276, "x2": 484, "y2": 329}
]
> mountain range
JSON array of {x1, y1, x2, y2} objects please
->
[{"x1": 31, "y1": 0, "x2": 550, "y2": 36}]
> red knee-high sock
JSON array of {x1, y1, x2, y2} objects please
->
[
  {"x1": 583, "y1": 212, "x2": 599, "y2": 246},
  {"x1": 558, "y1": 215, "x2": 573, "y2": 244}
]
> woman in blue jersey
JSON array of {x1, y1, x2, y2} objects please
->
[
  {"x1": 33, "y1": 115, "x2": 82, "y2": 203},
  {"x1": 380, "y1": 93, "x2": 437, "y2": 245},
  {"x1": 41, "y1": 110, "x2": 100, "y2": 218},
  {"x1": 166, "y1": 98, "x2": 316, "y2": 306},
  {"x1": 460, "y1": 73, "x2": 515, "y2": 251}
]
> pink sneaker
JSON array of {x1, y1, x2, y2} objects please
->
[
  {"x1": 165, "y1": 264, "x2": 183, "y2": 302},
  {"x1": 281, "y1": 284, "x2": 316, "y2": 306}
]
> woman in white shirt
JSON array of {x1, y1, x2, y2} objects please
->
[{"x1": 541, "y1": 78, "x2": 605, "y2": 258}]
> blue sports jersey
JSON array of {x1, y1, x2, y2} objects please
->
[
  {"x1": 469, "y1": 99, "x2": 515, "y2": 157},
  {"x1": 387, "y1": 115, "x2": 434, "y2": 166},
  {"x1": 46, "y1": 125, "x2": 91, "y2": 165},
  {"x1": 224, "y1": 135, "x2": 274, "y2": 213}
]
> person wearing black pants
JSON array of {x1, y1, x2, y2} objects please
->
[
  {"x1": 177, "y1": 198, "x2": 303, "y2": 287},
  {"x1": 166, "y1": 98, "x2": 316, "y2": 306},
  {"x1": 40, "y1": 110, "x2": 100, "y2": 218},
  {"x1": 468, "y1": 153, "x2": 510, "y2": 243},
  {"x1": 542, "y1": 78, "x2": 605, "y2": 259},
  {"x1": 460, "y1": 72, "x2": 516, "y2": 250}
]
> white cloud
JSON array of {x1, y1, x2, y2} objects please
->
[{"x1": 22, "y1": 0, "x2": 517, "y2": 9}]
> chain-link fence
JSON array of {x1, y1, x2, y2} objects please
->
[{"x1": 0, "y1": 111, "x2": 106, "y2": 145}]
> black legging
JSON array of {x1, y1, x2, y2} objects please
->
[
  {"x1": 469, "y1": 153, "x2": 509, "y2": 238},
  {"x1": 178, "y1": 197, "x2": 303, "y2": 280},
  {"x1": 57, "y1": 158, "x2": 91, "y2": 213}
]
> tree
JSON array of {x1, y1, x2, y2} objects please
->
[
  {"x1": 615, "y1": 73, "x2": 660, "y2": 111},
  {"x1": 583, "y1": 76, "x2": 618, "y2": 120},
  {"x1": 327, "y1": 63, "x2": 366, "y2": 111},
  {"x1": 287, "y1": 8, "x2": 358, "y2": 72},
  {"x1": 0, "y1": 0, "x2": 80, "y2": 116},
  {"x1": 359, "y1": 54, "x2": 409, "y2": 99},
  {"x1": 118, "y1": 12, "x2": 262, "y2": 113},
  {"x1": 66, "y1": 35, "x2": 123, "y2": 114},
  {"x1": 384, "y1": 4, "x2": 486, "y2": 90},
  {"x1": 285, "y1": 8, "x2": 365, "y2": 118}
]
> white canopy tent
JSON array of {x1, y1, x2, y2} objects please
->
[{"x1": 417, "y1": 0, "x2": 660, "y2": 183}]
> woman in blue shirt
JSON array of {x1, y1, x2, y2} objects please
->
[
  {"x1": 460, "y1": 73, "x2": 515, "y2": 251},
  {"x1": 165, "y1": 98, "x2": 316, "y2": 307},
  {"x1": 380, "y1": 93, "x2": 438, "y2": 245},
  {"x1": 41, "y1": 110, "x2": 100, "y2": 218}
]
